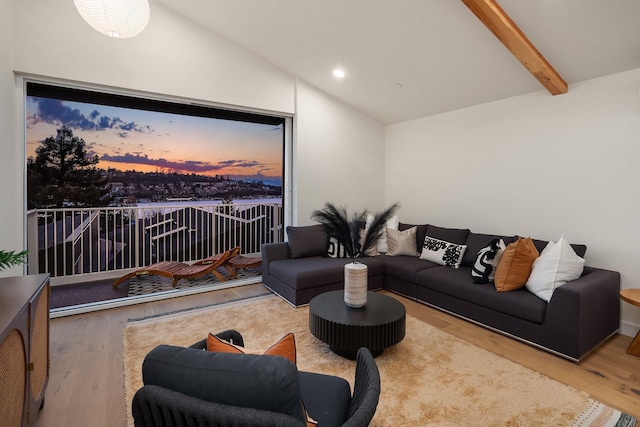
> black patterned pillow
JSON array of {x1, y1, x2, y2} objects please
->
[
  {"x1": 327, "y1": 237, "x2": 348, "y2": 258},
  {"x1": 471, "y1": 239, "x2": 506, "y2": 284},
  {"x1": 419, "y1": 236, "x2": 467, "y2": 268}
]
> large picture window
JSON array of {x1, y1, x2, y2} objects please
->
[
  {"x1": 25, "y1": 81, "x2": 285, "y2": 303},
  {"x1": 26, "y1": 82, "x2": 285, "y2": 208}
]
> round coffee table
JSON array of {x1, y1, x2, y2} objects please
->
[{"x1": 309, "y1": 291, "x2": 406, "y2": 359}]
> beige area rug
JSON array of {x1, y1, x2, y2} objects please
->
[{"x1": 123, "y1": 295, "x2": 634, "y2": 426}]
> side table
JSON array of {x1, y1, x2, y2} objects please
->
[{"x1": 620, "y1": 289, "x2": 640, "y2": 356}]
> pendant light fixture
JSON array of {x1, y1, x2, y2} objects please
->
[{"x1": 74, "y1": 0, "x2": 151, "y2": 39}]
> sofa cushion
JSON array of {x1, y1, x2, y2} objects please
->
[
  {"x1": 399, "y1": 222, "x2": 428, "y2": 252},
  {"x1": 287, "y1": 225, "x2": 328, "y2": 259},
  {"x1": 380, "y1": 255, "x2": 439, "y2": 283},
  {"x1": 207, "y1": 332, "x2": 297, "y2": 365},
  {"x1": 530, "y1": 238, "x2": 587, "y2": 258},
  {"x1": 269, "y1": 257, "x2": 385, "y2": 290},
  {"x1": 327, "y1": 237, "x2": 348, "y2": 258},
  {"x1": 571, "y1": 244, "x2": 587, "y2": 258},
  {"x1": 377, "y1": 215, "x2": 399, "y2": 253},
  {"x1": 142, "y1": 345, "x2": 307, "y2": 423},
  {"x1": 494, "y1": 237, "x2": 539, "y2": 292},
  {"x1": 419, "y1": 236, "x2": 467, "y2": 269},
  {"x1": 299, "y1": 371, "x2": 351, "y2": 427},
  {"x1": 415, "y1": 266, "x2": 547, "y2": 324},
  {"x1": 526, "y1": 236, "x2": 585, "y2": 302},
  {"x1": 471, "y1": 239, "x2": 506, "y2": 284},
  {"x1": 425, "y1": 225, "x2": 470, "y2": 244},
  {"x1": 386, "y1": 227, "x2": 420, "y2": 257},
  {"x1": 362, "y1": 214, "x2": 380, "y2": 256},
  {"x1": 462, "y1": 233, "x2": 516, "y2": 267}
]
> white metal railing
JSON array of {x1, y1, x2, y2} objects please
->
[{"x1": 26, "y1": 201, "x2": 283, "y2": 284}]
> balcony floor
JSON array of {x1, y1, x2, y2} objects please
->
[{"x1": 50, "y1": 267, "x2": 262, "y2": 309}]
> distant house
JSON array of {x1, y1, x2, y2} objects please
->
[{"x1": 110, "y1": 182, "x2": 125, "y2": 194}]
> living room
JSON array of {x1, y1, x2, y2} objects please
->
[{"x1": 1, "y1": 0, "x2": 640, "y2": 425}]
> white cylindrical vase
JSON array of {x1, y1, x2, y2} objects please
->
[{"x1": 344, "y1": 262, "x2": 368, "y2": 308}]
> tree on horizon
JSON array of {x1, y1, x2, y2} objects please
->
[{"x1": 27, "y1": 125, "x2": 113, "y2": 209}]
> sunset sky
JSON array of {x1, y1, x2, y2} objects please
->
[{"x1": 26, "y1": 96, "x2": 284, "y2": 185}]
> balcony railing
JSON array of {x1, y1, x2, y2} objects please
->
[{"x1": 26, "y1": 201, "x2": 283, "y2": 285}]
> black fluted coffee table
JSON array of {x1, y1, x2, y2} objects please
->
[{"x1": 309, "y1": 291, "x2": 406, "y2": 359}]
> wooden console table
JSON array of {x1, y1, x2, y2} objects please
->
[
  {"x1": 0, "y1": 274, "x2": 50, "y2": 426},
  {"x1": 620, "y1": 289, "x2": 640, "y2": 356}
]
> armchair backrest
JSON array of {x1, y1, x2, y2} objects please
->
[
  {"x1": 343, "y1": 347, "x2": 381, "y2": 427},
  {"x1": 138, "y1": 345, "x2": 308, "y2": 425},
  {"x1": 133, "y1": 384, "x2": 304, "y2": 427},
  {"x1": 132, "y1": 344, "x2": 381, "y2": 427}
]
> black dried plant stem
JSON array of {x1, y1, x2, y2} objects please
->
[{"x1": 312, "y1": 202, "x2": 399, "y2": 262}]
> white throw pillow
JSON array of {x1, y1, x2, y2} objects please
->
[
  {"x1": 361, "y1": 214, "x2": 379, "y2": 256},
  {"x1": 420, "y1": 236, "x2": 467, "y2": 269},
  {"x1": 386, "y1": 227, "x2": 419, "y2": 257},
  {"x1": 327, "y1": 237, "x2": 347, "y2": 258},
  {"x1": 525, "y1": 235, "x2": 585, "y2": 302},
  {"x1": 378, "y1": 215, "x2": 399, "y2": 253}
]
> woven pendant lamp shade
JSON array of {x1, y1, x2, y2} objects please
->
[{"x1": 74, "y1": 0, "x2": 150, "y2": 38}]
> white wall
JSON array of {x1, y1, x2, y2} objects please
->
[
  {"x1": 1, "y1": 0, "x2": 295, "y2": 276},
  {"x1": 12, "y1": 0, "x2": 294, "y2": 115},
  {"x1": 1, "y1": 0, "x2": 386, "y2": 275},
  {"x1": 294, "y1": 80, "x2": 386, "y2": 225},
  {"x1": 0, "y1": 0, "x2": 24, "y2": 277},
  {"x1": 385, "y1": 68, "x2": 640, "y2": 336}
]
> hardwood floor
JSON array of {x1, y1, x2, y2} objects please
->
[{"x1": 37, "y1": 285, "x2": 640, "y2": 426}]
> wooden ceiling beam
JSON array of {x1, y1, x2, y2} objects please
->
[{"x1": 461, "y1": 0, "x2": 567, "y2": 95}]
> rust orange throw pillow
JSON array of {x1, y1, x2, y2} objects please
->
[
  {"x1": 494, "y1": 237, "x2": 539, "y2": 292},
  {"x1": 207, "y1": 332, "x2": 297, "y2": 365},
  {"x1": 207, "y1": 332, "x2": 315, "y2": 425}
]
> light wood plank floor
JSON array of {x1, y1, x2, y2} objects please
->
[{"x1": 37, "y1": 285, "x2": 640, "y2": 426}]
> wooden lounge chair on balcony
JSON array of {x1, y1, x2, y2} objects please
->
[
  {"x1": 225, "y1": 253, "x2": 262, "y2": 279},
  {"x1": 112, "y1": 247, "x2": 241, "y2": 288},
  {"x1": 192, "y1": 246, "x2": 241, "y2": 278}
]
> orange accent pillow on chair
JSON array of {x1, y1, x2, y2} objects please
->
[
  {"x1": 207, "y1": 332, "x2": 297, "y2": 365},
  {"x1": 206, "y1": 332, "x2": 316, "y2": 425}
]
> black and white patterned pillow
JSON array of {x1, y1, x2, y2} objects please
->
[
  {"x1": 419, "y1": 236, "x2": 467, "y2": 268},
  {"x1": 471, "y1": 239, "x2": 506, "y2": 284},
  {"x1": 327, "y1": 237, "x2": 348, "y2": 258}
]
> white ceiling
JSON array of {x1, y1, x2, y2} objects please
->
[{"x1": 155, "y1": 0, "x2": 640, "y2": 125}]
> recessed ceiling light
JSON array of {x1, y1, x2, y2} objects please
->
[{"x1": 333, "y1": 69, "x2": 346, "y2": 78}]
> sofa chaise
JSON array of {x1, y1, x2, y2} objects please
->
[{"x1": 261, "y1": 224, "x2": 620, "y2": 361}]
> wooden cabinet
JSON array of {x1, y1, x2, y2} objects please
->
[{"x1": 0, "y1": 274, "x2": 50, "y2": 427}]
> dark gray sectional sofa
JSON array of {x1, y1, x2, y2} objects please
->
[{"x1": 261, "y1": 224, "x2": 621, "y2": 361}]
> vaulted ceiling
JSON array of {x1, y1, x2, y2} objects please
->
[{"x1": 155, "y1": 0, "x2": 640, "y2": 125}]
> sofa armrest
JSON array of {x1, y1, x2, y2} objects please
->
[
  {"x1": 545, "y1": 266, "x2": 620, "y2": 359},
  {"x1": 551, "y1": 267, "x2": 620, "y2": 314},
  {"x1": 262, "y1": 243, "x2": 291, "y2": 275}
]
